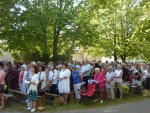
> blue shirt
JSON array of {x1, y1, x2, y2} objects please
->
[{"x1": 73, "y1": 70, "x2": 82, "y2": 84}]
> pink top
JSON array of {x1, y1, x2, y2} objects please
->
[
  {"x1": 94, "y1": 73, "x2": 105, "y2": 88},
  {"x1": 0, "y1": 70, "x2": 5, "y2": 84}
]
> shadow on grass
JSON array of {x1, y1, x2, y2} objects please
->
[{"x1": 1, "y1": 94, "x2": 150, "y2": 112}]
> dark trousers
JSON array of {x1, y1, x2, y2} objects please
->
[
  {"x1": 83, "y1": 76, "x2": 90, "y2": 89},
  {"x1": 50, "y1": 84, "x2": 58, "y2": 101},
  {"x1": 50, "y1": 84, "x2": 58, "y2": 95}
]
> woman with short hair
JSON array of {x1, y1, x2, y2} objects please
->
[
  {"x1": 94, "y1": 68, "x2": 105, "y2": 103},
  {"x1": 19, "y1": 65, "x2": 27, "y2": 93},
  {"x1": 58, "y1": 63, "x2": 71, "y2": 104},
  {"x1": 106, "y1": 66, "x2": 115, "y2": 100},
  {"x1": 72, "y1": 66, "x2": 83, "y2": 102}
]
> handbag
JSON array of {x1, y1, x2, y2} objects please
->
[
  {"x1": 3, "y1": 84, "x2": 7, "y2": 91},
  {"x1": 48, "y1": 70, "x2": 54, "y2": 87},
  {"x1": 38, "y1": 82, "x2": 41, "y2": 90},
  {"x1": 48, "y1": 81, "x2": 53, "y2": 87}
]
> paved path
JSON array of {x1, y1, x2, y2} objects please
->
[{"x1": 57, "y1": 100, "x2": 150, "y2": 113}]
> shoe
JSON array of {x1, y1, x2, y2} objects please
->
[
  {"x1": 100, "y1": 100, "x2": 103, "y2": 104},
  {"x1": 94, "y1": 99, "x2": 98, "y2": 102},
  {"x1": 31, "y1": 109, "x2": 36, "y2": 112},
  {"x1": 0, "y1": 106, "x2": 4, "y2": 109},
  {"x1": 25, "y1": 99, "x2": 30, "y2": 103},
  {"x1": 27, "y1": 106, "x2": 32, "y2": 110}
]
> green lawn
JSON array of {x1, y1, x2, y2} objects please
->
[{"x1": 1, "y1": 94, "x2": 150, "y2": 112}]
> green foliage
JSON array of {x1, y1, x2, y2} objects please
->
[
  {"x1": 83, "y1": 0, "x2": 150, "y2": 62},
  {"x1": 0, "y1": 0, "x2": 150, "y2": 62}
]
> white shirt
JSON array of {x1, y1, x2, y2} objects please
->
[
  {"x1": 106, "y1": 71, "x2": 115, "y2": 88},
  {"x1": 106, "y1": 72, "x2": 115, "y2": 84},
  {"x1": 59, "y1": 69, "x2": 71, "y2": 93},
  {"x1": 29, "y1": 74, "x2": 39, "y2": 85},
  {"x1": 81, "y1": 64, "x2": 91, "y2": 77},
  {"x1": 143, "y1": 69, "x2": 148, "y2": 79},
  {"x1": 38, "y1": 71, "x2": 47, "y2": 89},
  {"x1": 115, "y1": 69, "x2": 122, "y2": 82},
  {"x1": 48, "y1": 69, "x2": 58, "y2": 84}
]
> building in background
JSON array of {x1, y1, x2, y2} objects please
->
[{"x1": 0, "y1": 49, "x2": 14, "y2": 63}]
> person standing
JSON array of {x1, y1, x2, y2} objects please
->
[
  {"x1": 19, "y1": 65, "x2": 27, "y2": 93},
  {"x1": 48, "y1": 63, "x2": 58, "y2": 95},
  {"x1": 3, "y1": 62, "x2": 10, "y2": 94},
  {"x1": 115, "y1": 64, "x2": 123, "y2": 99},
  {"x1": 0, "y1": 62, "x2": 5, "y2": 109},
  {"x1": 58, "y1": 63, "x2": 71, "y2": 104},
  {"x1": 81, "y1": 60, "x2": 91, "y2": 89},
  {"x1": 133, "y1": 64, "x2": 142, "y2": 94},
  {"x1": 26, "y1": 65, "x2": 39, "y2": 112},
  {"x1": 106, "y1": 66, "x2": 115, "y2": 100},
  {"x1": 25, "y1": 63, "x2": 31, "y2": 103},
  {"x1": 122, "y1": 63, "x2": 129, "y2": 86},
  {"x1": 10, "y1": 65, "x2": 19, "y2": 90},
  {"x1": 57, "y1": 64, "x2": 62, "y2": 94},
  {"x1": 72, "y1": 66, "x2": 83, "y2": 102},
  {"x1": 94, "y1": 68, "x2": 105, "y2": 103},
  {"x1": 38, "y1": 65, "x2": 46, "y2": 105}
]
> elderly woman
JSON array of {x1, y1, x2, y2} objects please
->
[
  {"x1": 72, "y1": 65, "x2": 83, "y2": 102},
  {"x1": 58, "y1": 63, "x2": 71, "y2": 104},
  {"x1": 115, "y1": 64, "x2": 123, "y2": 99},
  {"x1": 19, "y1": 64, "x2": 28, "y2": 101},
  {"x1": 0, "y1": 62, "x2": 5, "y2": 109},
  {"x1": 106, "y1": 66, "x2": 115, "y2": 100},
  {"x1": 94, "y1": 68, "x2": 105, "y2": 103},
  {"x1": 19, "y1": 64, "x2": 27, "y2": 93}
]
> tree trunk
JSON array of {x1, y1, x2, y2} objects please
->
[
  {"x1": 53, "y1": 0, "x2": 62, "y2": 63},
  {"x1": 121, "y1": 54, "x2": 126, "y2": 62},
  {"x1": 114, "y1": 50, "x2": 117, "y2": 61},
  {"x1": 113, "y1": 33, "x2": 117, "y2": 61},
  {"x1": 53, "y1": 27, "x2": 58, "y2": 63}
]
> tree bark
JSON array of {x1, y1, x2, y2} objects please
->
[
  {"x1": 53, "y1": 27, "x2": 59, "y2": 63},
  {"x1": 113, "y1": 33, "x2": 117, "y2": 61},
  {"x1": 53, "y1": 0, "x2": 63, "y2": 63}
]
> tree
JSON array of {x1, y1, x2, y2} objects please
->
[
  {"x1": 1, "y1": 0, "x2": 95, "y2": 63},
  {"x1": 83, "y1": 0, "x2": 150, "y2": 62}
]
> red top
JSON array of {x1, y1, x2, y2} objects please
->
[
  {"x1": 94, "y1": 73, "x2": 105, "y2": 88},
  {"x1": 100, "y1": 69, "x2": 105, "y2": 78}
]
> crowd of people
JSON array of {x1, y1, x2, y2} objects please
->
[{"x1": 0, "y1": 60, "x2": 150, "y2": 112}]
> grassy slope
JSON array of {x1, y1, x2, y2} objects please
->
[{"x1": 1, "y1": 94, "x2": 150, "y2": 112}]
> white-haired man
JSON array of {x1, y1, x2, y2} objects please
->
[{"x1": 122, "y1": 63, "x2": 129, "y2": 87}]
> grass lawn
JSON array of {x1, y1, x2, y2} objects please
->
[{"x1": 1, "y1": 94, "x2": 150, "y2": 112}]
